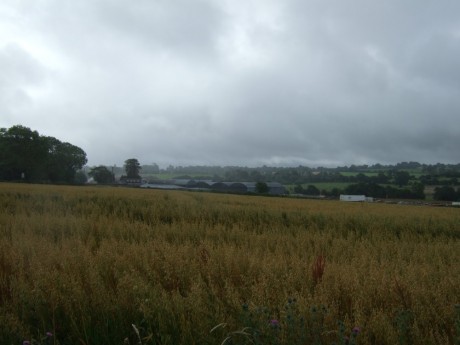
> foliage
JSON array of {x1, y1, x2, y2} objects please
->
[
  {"x1": 149, "y1": 163, "x2": 459, "y2": 201},
  {"x1": 393, "y1": 171, "x2": 411, "y2": 186},
  {"x1": 74, "y1": 170, "x2": 88, "y2": 185},
  {"x1": 125, "y1": 158, "x2": 142, "y2": 178},
  {"x1": 434, "y1": 185, "x2": 460, "y2": 201},
  {"x1": 343, "y1": 182, "x2": 425, "y2": 199},
  {"x1": 294, "y1": 184, "x2": 321, "y2": 195},
  {"x1": 0, "y1": 125, "x2": 44, "y2": 181},
  {"x1": 302, "y1": 185, "x2": 319, "y2": 196},
  {"x1": 43, "y1": 137, "x2": 87, "y2": 183},
  {"x1": 160, "y1": 162, "x2": 460, "y2": 186},
  {"x1": 255, "y1": 182, "x2": 269, "y2": 194},
  {"x1": 0, "y1": 184, "x2": 459, "y2": 344},
  {"x1": 212, "y1": 301, "x2": 360, "y2": 345},
  {"x1": 89, "y1": 166, "x2": 115, "y2": 184},
  {"x1": 142, "y1": 164, "x2": 160, "y2": 174},
  {"x1": 0, "y1": 125, "x2": 87, "y2": 183}
]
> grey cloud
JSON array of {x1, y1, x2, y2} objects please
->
[
  {"x1": 0, "y1": 44, "x2": 45, "y2": 85},
  {"x1": 96, "y1": 0, "x2": 223, "y2": 55},
  {"x1": 407, "y1": 32, "x2": 460, "y2": 88},
  {"x1": 1, "y1": 0, "x2": 459, "y2": 167},
  {"x1": 33, "y1": 0, "x2": 224, "y2": 64},
  {"x1": 0, "y1": 44, "x2": 48, "y2": 121}
]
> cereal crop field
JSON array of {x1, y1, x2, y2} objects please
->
[{"x1": 0, "y1": 183, "x2": 459, "y2": 344}]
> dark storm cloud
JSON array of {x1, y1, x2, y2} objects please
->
[{"x1": 1, "y1": 0, "x2": 459, "y2": 167}]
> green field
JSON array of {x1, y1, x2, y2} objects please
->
[{"x1": 0, "y1": 183, "x2": 459, "y2": 344}]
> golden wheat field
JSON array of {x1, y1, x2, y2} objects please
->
[{"x1": 0, "y1": 183, "x2": 459, "y2": 345}]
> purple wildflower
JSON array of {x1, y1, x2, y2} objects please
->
[
  {"x1": 269, "y1": 319, "x2": 280, "y2": 328},
  {"x1": 46, "y1": 331, "x2": 53, "y2": 337},
  {"x1": 23, "y1": 341, "x2": 31, "y2": 345},
  {"x1": 352, "y1": 326, "x2": 361, "y2": 334}
]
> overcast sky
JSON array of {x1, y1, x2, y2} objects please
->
[{"x1": 1, "y1": 0, "x2": 459, "y2": 168}]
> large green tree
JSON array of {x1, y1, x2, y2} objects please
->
[
  {"x1": 0, "y1": 125, "x2": 46, "y2": 181},
  {"x1": 0, "y1": 125, "x2": 87, "y2": 183},
  {"x1": 124, "y1": 158, "x2": 141, "y2": 178}
]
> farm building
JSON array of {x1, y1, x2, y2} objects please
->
[
  {"x1": 340, "y1": 194, "x2": 372, "y2": 202},
  {"x1": 212, "y1": 182, "x2": 286, "y2": 195},
  {"x1": 165, "y1": 179, "x2": 287, "y2": 195},
  {"x1": 119, "y1": 177, "x2": 145, "y2": 186},
  {"x1": 209, "y1": 182, "x2": 251, "y2": 193},
  {"x1": 171, "y1": 179, "x2": 213, "y2": 188},
  {"x1": 140, "y1": 183, "x2": 185, "y2": 190},
  {"x1": 266, "y1": 182, "x2": 287, "y2": 195},
  {"x1": 209, "y1": 182, "x2": 286, "y2": 195},
  {"x1": 140, "y1": 179, "x2": 286, "y2": 195}
]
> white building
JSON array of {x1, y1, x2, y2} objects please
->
[{"x1": 340, "y1": 195, "x2": 366, "y2": 202}]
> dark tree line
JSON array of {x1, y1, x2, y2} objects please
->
[
  {"x1": 341, "y1": 182, "x2": 426, "y2": 200},
  {"x1": 0, "y1": 125, "x2": 87, "y2": 184},
  {"x1": 294, "y1": 182, "x2": 425, "y2": 200}
]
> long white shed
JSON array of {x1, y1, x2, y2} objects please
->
[{"x1": 340, "y1": 194, "x2": 366, "y2": 202}]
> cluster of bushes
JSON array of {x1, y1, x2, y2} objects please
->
[{"x1": 434, "y1": 185, "x2": 460, "y2": 201}]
